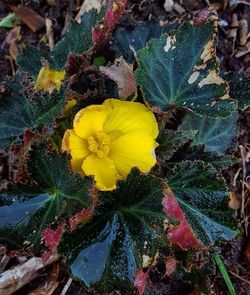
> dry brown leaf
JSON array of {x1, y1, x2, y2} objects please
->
[
  {"x1": 6, "y1": 26, "x2": 21, "y2": 60},
  {"x1": 11, "y1": 6, "x2": 45, "y2": 32},
  {"x1": 229, "y1": 192, "x2": 241, "y2": 210},
  {"x1": 235, "y1": 40, "x2": 250, "y2": 57},
  {"x1": 100, "y1": 57, "x2": 137, "y2": 99}
]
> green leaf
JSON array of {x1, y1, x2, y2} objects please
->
[
  {"x1": 17, "y1": 8, "x2": 105, "y2": 77},
  {"x1": 112, "y1": 20, "x2": 177, "y2": 63},
  {"x1": 58, "y1": 170, "x2": 166, "y2": 294},
  {"x1": 0, "y1": 146, "x2": 93, "y2": 251},
  {"x1": 157, "y1": 129, "x2": 197, "y2": 161},
  {"x1": 0, "y1": 13, "x2": 19, "y2": 28},
  {"x1": 226, "y1": 72, "x2": 250, "y2": 110},
  {"x1": 179, "y1": 112, "x2": 238, "y2": 154},
  {"x1": 135, "y1": 21, "x2": 237, "y2": 117},
  {"x1": 167, "y1": 145, "x2": 238, "y2": 169},
  {"x1": 167, "y1": 161, "x2": 238, "y2": 245},
  {"x1": 0, "y1": 73, "x2": 67, "y2": 148}
]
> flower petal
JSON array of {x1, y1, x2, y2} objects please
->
[
  {"x1": 103, "y1": 99, "x2": 159, "y2": 140},
  {"x1": 62, "y1": 129, "x2": 89, "y2": 173},
  {"x1": 109, "y1": 131, "x2": 157, "y2": 177},
  {"x1": 82, "y1": 155, "x2": 118, "y2": 191},
  {"x1": 35, "y1": 66, "x2": 66, "y2": 93},
  {"x1": 73, "y1": 105, "x2": 108, "y2": 139}
]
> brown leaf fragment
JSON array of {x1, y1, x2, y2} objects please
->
[
  {"x1": 6, "y1": 26, "x2": 21, "y2": 60},
  {"x1": 235, "y1": 40, "x2": 250, "y2": 57},
  {"x1": 229, "y1": 192, "x2": 241, "y2": 210},
  {"x1": 100, "y1": 57, "x2": 137, "y2": 99},
  {"x1": 11, "y1": 6, "x2": 45, "y2": 32}
]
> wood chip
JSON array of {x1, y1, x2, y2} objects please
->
[
  {"x1": 0, "y1": 255, "x2": 59, "y2": 295},
  {"x1": 11, "y1": 6, "x2": 45, "y2": 32},
  {"x1": 164, "y1": 0, "x2": 174, "y2": 12},
  {"x1": 173, "y1": 3, "x2": 185, "y2": 14},
  {"x1": 239, "y1": 18, "x2": 248, "y2": 46}
]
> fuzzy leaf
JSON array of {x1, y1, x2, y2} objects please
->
[
  {"x1": 135, "y1": 21, "x2": 237, "y2": 117},
  {"x1": 0, "y1": 74, "x2": 67, "y2": 148},
  {"x1": 112, "y1": 21, "x2": 177, "y2": 63},
  {"x1": 58, "y1": 170, "x2": 167, "y2": 294},
  {"x1": 226, "y1": 72, "x2": 250, "y2": 110},
  {"x1": 166, "y1": 161, "x2": 238, "y2": 247},
  {"x1": 157, "y1": 129, "x2": 197, "y2": 161},
  {"x1": 167, "y1": 145, "x2": 238, "y2": 169},
  {"x1": 179, "y1": 112, "x2": 237, "y2": 154},
  {"x1": 0, "y1": 146, "x2": 93, "y2": 252},
  {"x1": 17, "y1": 9, "x2": 105, "y2": 77}
]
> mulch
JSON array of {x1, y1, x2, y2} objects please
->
[{"x1": 0, "y1": 0, "x2": 250, "y2": 294}]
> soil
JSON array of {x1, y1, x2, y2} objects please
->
[{"x1": 0, "y1": 0, "x2": 250, "y2": 294}]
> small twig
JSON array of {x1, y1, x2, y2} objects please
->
[
  {"x1": 45, "y1": 18, "x2": 54, "y2": 50},
  {"x1": 233, "y1": 167, "x2": 241, "y2": 187},
  {"x1": 240, "y1": 145, "x2": 246, "y2": 220},
  {"x1": 60, "y1": 277, "x2": 73, "y2": 295},
  {"x1": 228, "y1": 270, "x2": 250, "y2": 286}
]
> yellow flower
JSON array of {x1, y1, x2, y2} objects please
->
[
  {"x1": 35, "y1": 66, "x2": 66, "y2": 93},
  {"x1": 62, "y1": 99, "x2": 159, "y2": 191}
]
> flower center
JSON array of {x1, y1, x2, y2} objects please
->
[{"x1": 87, "y1": 131, "x2": 110, "y2": 158}]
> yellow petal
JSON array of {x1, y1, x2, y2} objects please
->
[
  {"x1": 62, "y1": 129, "x2": 89, "y2": 173},
  {"x1": 109, "y1": 131, "x2": 157, "y2": 177},
  {"x1": 35, "y1": 66, "x2": 66, "y2": 93},
  {"x1": 103, "y1": 99, "x2": 159, "y2": 140},
  {"x1": 63, "y1": 98, "x2": 77, "y2": 117},
  {"x1": 82, "y1": 155, "x2": 118, "y2": 191},
  {"x1": 73, "y1": 105, "x2": 108, "y2": 139}
]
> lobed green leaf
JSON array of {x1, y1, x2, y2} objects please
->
[
  {"x1": 135, "y1": 21, "x2": 237, "y2": 117},
  {"x1": 0, "y1": 146, "x2": 93, "y2": 252},
  {"x1": 58, "y1": 170, "x2": 166, "y2": 294},
  {"x1": 167, "y1": 161, "x2": 238, "y2": 246},
  {"x1": 0, "y1": 74, "x2": 67, "y2": 148}
]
